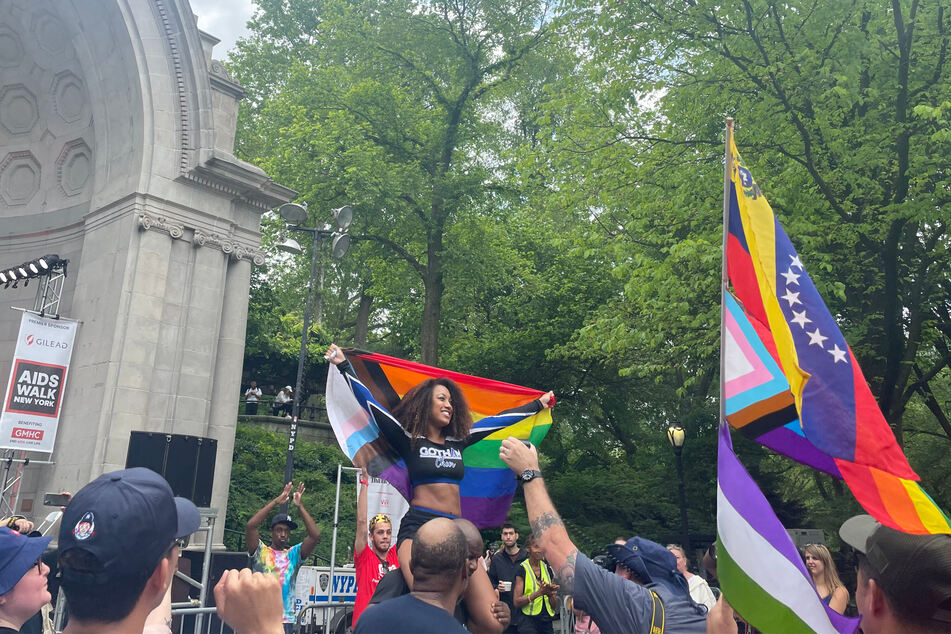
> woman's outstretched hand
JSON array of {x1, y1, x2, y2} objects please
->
[
  {"x1": 539, "y1": 391, "x2": 555, "y2": 408},
  {"x1": 325, "y1": 344, "x2": 344, "y2": 365}
]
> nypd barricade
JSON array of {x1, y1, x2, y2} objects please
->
[{"x1": 294, "y1": 565, "x2": 357, "y2": 633}]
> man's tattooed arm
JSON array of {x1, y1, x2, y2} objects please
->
[
  {"x1": 530, "y1": 511, "x2": 564, "y2": 538},
  {"x1": 556, "y1": 548, "x2": 578, "y2": 597}
]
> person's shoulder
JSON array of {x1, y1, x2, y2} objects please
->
[
  {"x1": 649, "y1": 584, "x2": 707, "y2": 624},
  {"x1": 355, "y1": 544, "x2": 371, "y2": 564},
  {"x1": 358, "y1": 596, "x2": 465, "y2": 633}
]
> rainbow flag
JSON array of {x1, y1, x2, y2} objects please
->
[
  {"x1": 717, "y1": 423, "x2": 860, "y2": 634},
  {"x1": 723, "y1": 132, "x2": 951, "y2": 534},
  {"x1": 325, "y1": 349, "x2": 552, "y2": 528},
  {"x1": 727, "y1": 136, "x2": 915, "y2": 480}
]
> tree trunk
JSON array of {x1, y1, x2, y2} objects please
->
[
  {"x1": 354, "y1": 288, "x2": 373, "y2": 347},
  {"x1": 420, "y1": 245, "x2": 443, "y2": 365}
]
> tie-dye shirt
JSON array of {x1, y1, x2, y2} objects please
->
[{"x1": 252, "y1": 540, "x2": 303, "y2": 623}]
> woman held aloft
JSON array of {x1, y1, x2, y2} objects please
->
[{"x1": 326, "y1": 343, "x2": 554, "y2": 632}]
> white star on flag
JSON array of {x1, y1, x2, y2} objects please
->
[
  {"x1": 789, "y1": 254, "x2": 803, "y2": 269},
  {"x1": 781, "y1": 289, "x2": 802, "y2": 307},
  {"x1": 806, "y1": 329, "x2": 827, "y2": 347},
  {"x1": 781, "y1": 268, "x2": 801, "y2": 285},
  {"x1": 790, "y1": 310, "x2": 811, "y2": 328},
  {"x1": 828, "y1": 344, "x2": 847, "y2": 363}
]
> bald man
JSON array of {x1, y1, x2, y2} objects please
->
[
  {"x1": 356, "y1": 518, "x2": 469, "y2": 634},
  {"x1": 454, "y1": 518, "x2": 512, "y2": 632}
]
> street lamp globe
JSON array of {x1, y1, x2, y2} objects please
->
[{"x1": 667, "y1": 424, "x2": 686, "y2": 449}]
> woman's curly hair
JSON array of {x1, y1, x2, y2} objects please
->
[{"x1": 391, "y1": 377, "x2": 473, "y2": 445}]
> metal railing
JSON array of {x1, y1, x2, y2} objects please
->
[
  {"x1": 239, "y1": 395, "x2": 326, "y2": 422},
  {"x1": 173, "y1": 606, "x2": 234, "y2": 634},
  {"x1": 296, "y1": 601, "x2": 353, "y2": 634}
]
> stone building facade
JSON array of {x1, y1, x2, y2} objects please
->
[{"x1": 0, "y1": 0, "x2": 293, "y2": 544}]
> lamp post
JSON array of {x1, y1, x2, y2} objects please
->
[
  {"x1": 667, "y1": 424, "x2": 691, "y2": 555},
  {"x1": 275, "y1": 203, "x2": 353, "y2": 513}
]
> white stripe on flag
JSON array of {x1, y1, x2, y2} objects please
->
[
  {"x1": 326, "y1": 367, "x2": 369, "y2": 459},
  {"x1": 717, "y1": 484, "x2": 839, "y2": 634}
]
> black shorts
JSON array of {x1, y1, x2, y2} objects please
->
[{"x1": 396, "y1": 506, "x2": 460, "y2": 547}]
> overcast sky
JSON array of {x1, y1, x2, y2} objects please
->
[{"x1": 189, "y1": 0, "x2": 256, "y2": 58}]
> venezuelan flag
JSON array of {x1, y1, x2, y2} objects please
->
[
  {"x1": 325, "y1": 349, "x2": 552, "y2": 528},
  {"x1": 723, "y1": 131, "x2": 950, "y2": 534},
  {"x1": 727, "y1": 137, "x2": 916, "y2": 481}
]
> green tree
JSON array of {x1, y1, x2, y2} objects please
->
[
  {"x1": 230, "y1": 0, "x2": 556, "y2": 364},
  {"x1": 533, "y1": 0, "x2": 951, "y2": 448}
]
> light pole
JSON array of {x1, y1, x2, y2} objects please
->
[
  {"x1": 667, "y1": 424, "x2": 691, "y2": 556},
  {"x1": 275, "y1": 202, "x2": 353, "y2": 513}
]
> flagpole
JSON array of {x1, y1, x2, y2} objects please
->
[{"x1": 720, "y1": 118, "x2": 733, "y2": 427}]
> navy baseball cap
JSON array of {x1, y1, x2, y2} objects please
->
[
  {"x1": 58, "y1": 468, "x2": 200, "y2": 583},
  {"x1": 606, "y1": 536, "x2": 691, "y2": 599},
  {"x1": 0, "y1": 527, "x2": 51, "y2": 595}
]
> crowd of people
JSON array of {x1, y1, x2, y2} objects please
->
[{"x1": 0, "y1": 345, "x2": 946, "y2": 634}]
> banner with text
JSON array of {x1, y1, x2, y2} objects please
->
[
  {"x1": 0, "y1": 313, "x2": 78, "y2": 452},
  {"x1": 357, "y1": 476, "x2": 408, "y2": 540}
]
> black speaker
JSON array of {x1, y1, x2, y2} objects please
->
[
  {"x1": 125, "y1": 432, "x2": 217, "y2": 506},
  {"x1": 177, "y1": 551, "x2": 249, "y2": 634},
  {"x1": 179, "y1": 550, "x2": 250, "y2": 606}
]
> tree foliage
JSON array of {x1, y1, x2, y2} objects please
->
[{"x1": 228, "y1": 0, "x2": 951, "y2": 563}]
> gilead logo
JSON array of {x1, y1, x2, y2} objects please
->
[{"x1": 12, "y1": 428, "x2": 43, "y2": 441}]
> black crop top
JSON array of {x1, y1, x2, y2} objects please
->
[{"x1": 337, "y1": 360, "x2": 543, "y2": 486}]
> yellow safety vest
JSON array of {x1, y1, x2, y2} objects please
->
[{"x1": 520, "y1": 559, "x2": 555, "y2": 617}]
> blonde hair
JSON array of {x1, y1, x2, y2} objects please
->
[{"x1": 803, "y1": 543, "x2": 843, "y2": 592}]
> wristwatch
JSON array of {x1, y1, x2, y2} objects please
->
[{"x1": 518, "y1": 469, "x2": 542, "y2": 483}]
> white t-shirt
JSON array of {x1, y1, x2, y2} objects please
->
[{"x1": 687, "y1": 574, "x2": 717, "y2": 610}]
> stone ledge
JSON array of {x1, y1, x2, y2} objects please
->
[{"x1": 237, "y1": 415, "x2": 336, "y2": 446}]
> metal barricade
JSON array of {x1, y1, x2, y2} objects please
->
[
  {"x1": 296, "y1": 600, "x2": 353, "y2": 634},
  {"x1": 173, "y1": 606, "x2": 233, "y2": 634}
]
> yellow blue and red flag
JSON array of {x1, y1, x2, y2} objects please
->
[
  {"x1": 726, "y1": 137, "x2": 915, "y2": 480},
  {"x1": 723, "y1": 132, "x2": 950, "y2": 534}
]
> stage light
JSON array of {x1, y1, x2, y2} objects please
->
[
  {"x1": 332, "y1": 205, "x2": 353, "y2": 231},
  {"x1": 276, "y1": 236, "x2": 303, "y2": 255},
  {"x1": 331, "y1": 233, "x2": 351, "y2": 258},
  {"x1": 1, "y1": 254, "x2": 67, "y2": 293}
]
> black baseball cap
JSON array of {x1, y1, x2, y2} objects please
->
[
  {"x1": 271, "y1": 513, "x2": 298, "y2": 530},
  {"x1": 58, "y1": 468, "x2": 200, "y2": 583},
  {"x1": 840, "y1": 514, "x2": 951, "y2": 624}
]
